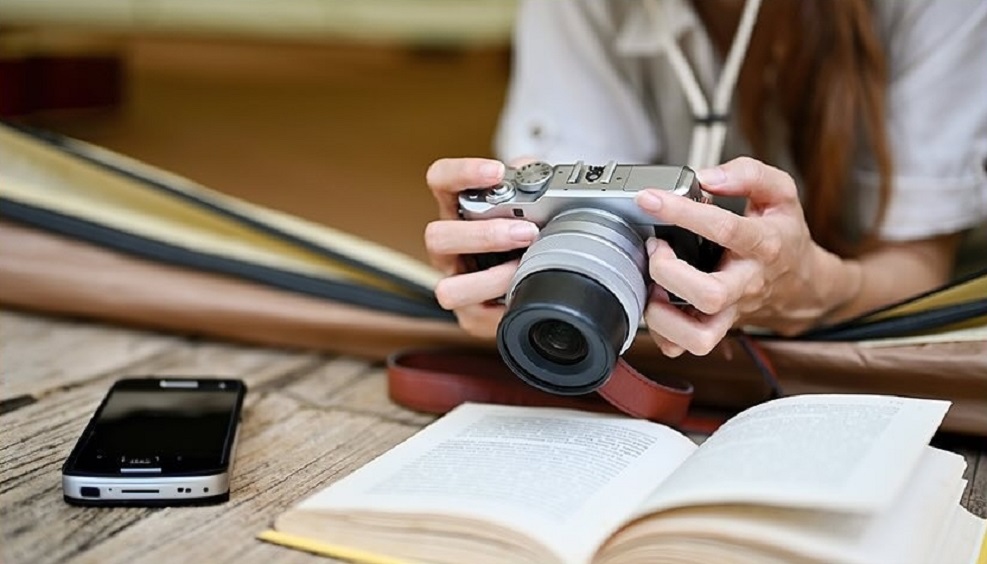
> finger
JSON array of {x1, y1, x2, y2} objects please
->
[
  {"x1": 636, "y1": 189, "x2": 767, "y2": 256},
  {"x1": 453, "y1": 304, "x2": 505, "y2": 339},
  {"x1": 424, "y1": 219, "x2": 538, "y2": 256},
  {"x1": 645, "y1": 286, "x2": 685, "y2": 357},
  {"x1": 647, "y1": 240, "x2": 761, "y2": 315},
  {"x1": 695, "y1": 156, "x2": 799, "y2": 207},
  {"x1": 649, "y1": 329, "x2": 686, "y2": 358},
  {"x1": 426, "y1": 158, "x2": 505, "y2": 219},
  {"x1": 426, "y1": 158, "x2": 505, "y2": 195},
  {"x1": 427, "y1": 252, "x2": 459, "y2": 276},
  {"x1": 434, "y1": 260, "x2": 518, "y2": 310},
  {"x1": 644, "y1": 299, "x2": 737, "y2": 356},
  {"x1": 648, "y1": 281, "x2": 671, "y2": 304}
]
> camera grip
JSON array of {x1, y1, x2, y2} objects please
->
[
  {"x1": 653, "y1": 225, "x2": 724, "y2": 307},
  {"x1": 463, "y1": 249, "x2": 526, "y2": 273},
  {"x1": 653, "y1": 225, "x2": 724, "y2": 274}
]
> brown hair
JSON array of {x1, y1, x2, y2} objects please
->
[{"x1": 694, "y1": 0, "x2": 892, "y2": 255}]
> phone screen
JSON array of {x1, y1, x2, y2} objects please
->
[{"x1": 66, "y1": 379, "x2": 244, "y2": 476}]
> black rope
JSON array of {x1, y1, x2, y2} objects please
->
[
  {"x1": 736, "y1": 332, "x2": 783, "y2": 400},
  {"x1": 693, "y1": 113, "x2": 731, "y2": 125}
]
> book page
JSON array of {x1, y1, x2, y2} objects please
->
[
  {"x1": 289, "y1": 403, "x2": 696, "y2": 564},
  {"x1": 603, "y1": 446, "x2": 973, "y2": 564},
  {"x1": 635, "y1": 394, "x2": 949, "y2": 515},
  {"x1": 933, "y1": 504, "x2": 987, "y2": 564}
]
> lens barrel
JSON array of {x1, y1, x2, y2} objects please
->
[
  {"x1": 496, "y1": 208, "x2": 648, "y2": 395},
  {"x1": 497, "y1": 270, "x2": 627, "y2": 394}
]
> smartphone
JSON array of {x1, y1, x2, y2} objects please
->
[{"x1": 62, "y1": 377, "x2": 246, "y2": 506}]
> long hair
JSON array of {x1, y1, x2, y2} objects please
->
[{"x1": 697, "y1": 0, "x2": 892, "y2": 255}]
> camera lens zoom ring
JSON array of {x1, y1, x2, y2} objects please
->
[{"x1": 510, "y1": 235, "x2": 645, "y2": 353}]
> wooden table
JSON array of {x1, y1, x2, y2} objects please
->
[{"x1": 2, "y1": 309, "x2": 985, "y2": 563}]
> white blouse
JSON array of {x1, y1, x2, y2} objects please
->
[{"x1": 494, "y1": 0, "x2": 987, "y2": 243}]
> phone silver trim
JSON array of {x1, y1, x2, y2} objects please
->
[{"x1": 63, "y1": 472, "x2": 229, "y2": 502}]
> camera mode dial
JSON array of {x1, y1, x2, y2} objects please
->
[{"x1": 515, "y1": 161, "x2": 553, "y2": 193}]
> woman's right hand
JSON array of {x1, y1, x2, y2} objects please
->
[{"x1": 424, "y1": 157, "x2": 540, "y2": 338}]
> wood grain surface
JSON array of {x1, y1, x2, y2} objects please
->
[{"x1": 1, "y1": 309, "x2": 983, "y2": 564}]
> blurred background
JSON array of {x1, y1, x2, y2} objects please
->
[{"x1": 0, "y1": 1, "x2": 518, "y2": 262}]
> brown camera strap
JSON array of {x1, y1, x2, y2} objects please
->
[
  {"x1": 597, "y1": 357, "x2": 693, "y2": 423},
  {"x1": 386, "y1": 348, "x2": 697, "y2": 427}
]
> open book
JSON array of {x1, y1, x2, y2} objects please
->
[
  {"x1": 0, "y1": 121, "x2": 448, "y2": 319},
  {"x1": 260, "y1": 395, "x2": 985, "y2": 564}
]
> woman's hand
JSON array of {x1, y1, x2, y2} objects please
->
[
  {"x1": 636, "y1": 157, "x2": 860, "y2": 357},
  {"x1": 424, "y1": 158, "x2": 539, "y2": 338}
]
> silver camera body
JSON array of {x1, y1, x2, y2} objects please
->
[
  {"x1": 459, "y1": 160, "x2": 707, "y2": 232},
  {"x1": 459, "y1": 161, "x2": 720, "y2": 396}
]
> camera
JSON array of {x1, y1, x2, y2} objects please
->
[{"x1": 459, "y1": 160, "x2": 722, "y2": 396}]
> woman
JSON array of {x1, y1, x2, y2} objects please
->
[{"x1": 424, "y1": 0, "x2": 987, "y2": 358}]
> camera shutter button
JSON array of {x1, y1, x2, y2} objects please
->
[{"x1": 486, "y1": 182, "x2": 516, "y2": 204}]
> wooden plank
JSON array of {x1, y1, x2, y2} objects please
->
[
  {"x1": 934, "y1": 434, "x2": 987, "y2": 519},
  {"x1": 0, "y1": 310, "x2": 181, "y2": 400},
  {"x1": 966, "y1": 450, "x2": 986, "y2": 519},
  {"x1": 957, "y1": 447, "x2": 983, "y2": 518},
  {"x1": 0, "y1": 338, "x2": 323, "y2": 495},
  {"x1": 51, "y1": 393, "x2": 419, "y2": 564},
  {"x1": 0, "y1": 310, "x2": 427, "y2": 563},
  {"x1": 3, "y1": 310, "x2": 986, "y2": 564},
  {"x1": 0, "y1": 339, "x2": 329, "y2": 564},
  {"x1": 279, "y1": 358, "x2": 437, "y2": 427},
  {"x1": 1, "y1": 377, "x2": 155, "y2": 564},
  {"x1": 0, "y1": 309, "x2": 326, "y2": 400}
]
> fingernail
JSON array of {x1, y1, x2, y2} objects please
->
[
  {"x1": 636, "y1": 190, "x2": 662, "y2": 210},
  {"x1": 646, "y1": 237, "x2": 659, "y2": 257},
  {"x1": 696, "y1": 167, "x2": 727, "y2": 186},
  {"x1": 509, "y1": 222, "x2": 538, "y2": 242},
  {"x1": 480, "y1": 161, "x2": 504, "y2": 180}
]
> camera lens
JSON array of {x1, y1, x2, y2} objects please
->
[
  {"x1": 496, "y1": 209, "x2": 649, "y2": 395},
  {"x1": 498, "y1": 269, "x2": 629, "y2": 394},
  {"x1": 529, "y1": 319, "x2": 588, "y2": 365}
]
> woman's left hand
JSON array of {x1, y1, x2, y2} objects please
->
[{"x1": 635, "y1": 156, "x2": 857, "y2": 357}]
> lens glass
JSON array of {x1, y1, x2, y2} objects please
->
[{"x1": 528, "y1": 319, "x2": 588, "y2": 365}]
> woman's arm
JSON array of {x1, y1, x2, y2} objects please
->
[{"x1": 817, "y1": 233, "x2": 963, "y2": 326}]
